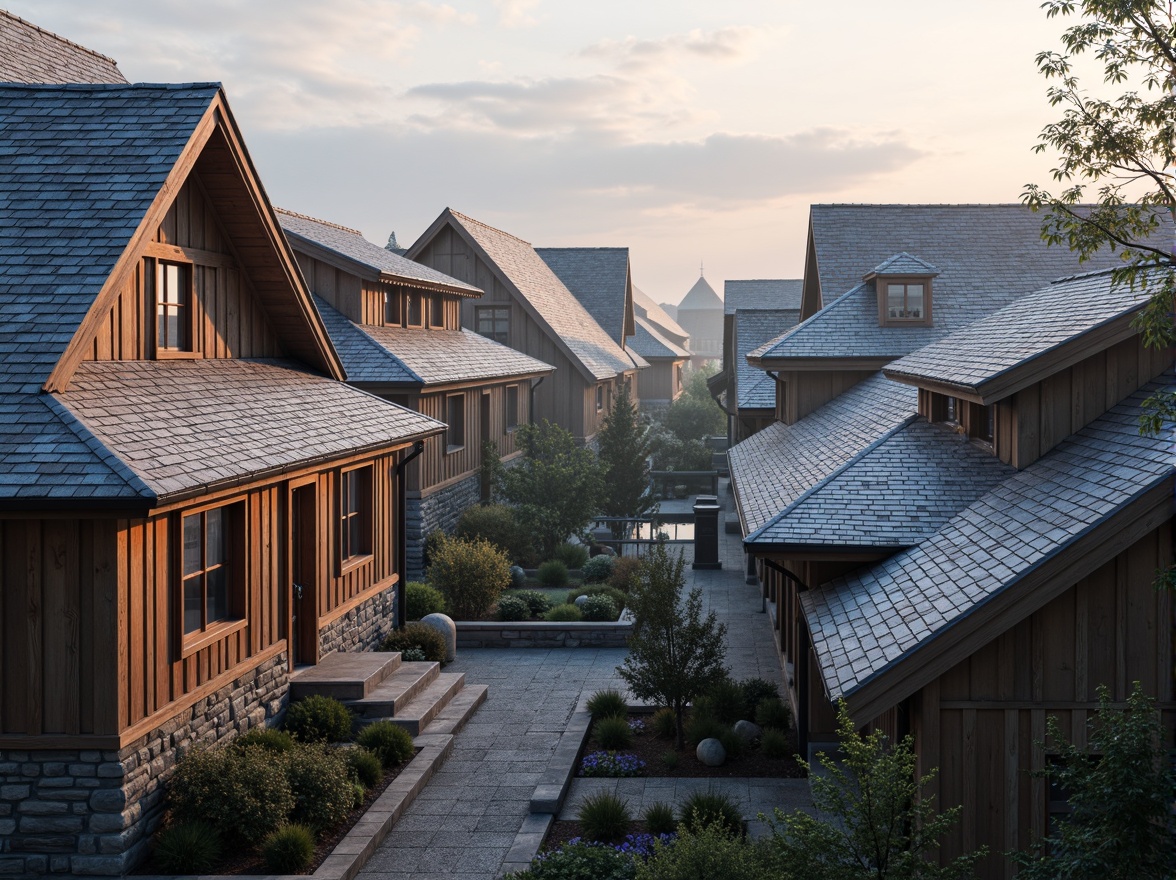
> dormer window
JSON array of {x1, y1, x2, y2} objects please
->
[
  {"x1": 865, "y1": 252, "x2": 938, "y2": 327},
  {"x1": 155, "y1": 260, "x2": 193, "y2": 353}
]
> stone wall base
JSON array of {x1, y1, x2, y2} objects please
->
[
  {"x1": 456, "y1": 620, "x2": 632, "y2": 649},
  {"x1": 319, "y1": 581, "x2": 397, "y2": 657},
  {"x1": 405, "y1": 472, "x2": 482, "y2": 579}
]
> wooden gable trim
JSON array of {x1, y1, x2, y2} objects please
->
[
  {"x1": 410, "y1": 210, "x2": 605, "y2": 384},
  {"x1": 838, "y1": 478, "x2": 1174, "y2": 723}
]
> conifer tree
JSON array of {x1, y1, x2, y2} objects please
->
[{"x1": 597, "y1": 383, "x2": 657, "y2": 533}]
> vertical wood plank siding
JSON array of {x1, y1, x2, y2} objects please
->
[{"x1": 778, "y1": 369, "x2": 876, "y2": 425}]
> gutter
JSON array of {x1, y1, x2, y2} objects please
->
[{"x1": 529, "y1": 375, "x2": 547, "y2": 424}]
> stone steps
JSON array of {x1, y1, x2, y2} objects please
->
[
  {"x1": 349, "y1": 661, "x2": 441, "y2": 718},
  {"x1": 289, "y1": 651, "x2": 401, "y2": 701},
  {"x1": 365, "y1": 672, "x2": 468, "y2": 736}
]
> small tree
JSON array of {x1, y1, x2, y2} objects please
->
[
  {"x1": 597, "y1": 383, "x2": 657, "y2": 535},
  {"x1": 498, "y1": 420, "x2": 603, "y2": 561},
  {"x1": 767, "y1": 700, "x2": 986, "y2": 880},
  {"x1": 1011, "y1": 681, "x2": 1175, "y2": 880},
  {"x1": 617, "y1": 541, "x2": 728, "y2": 748}
]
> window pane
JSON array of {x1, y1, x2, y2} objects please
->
[
  {"x1": 205, "y1": 567, "x2": 227, "y2": 623},
  {"x1": 385, "y1": 291, "x2": 401, "y2": 324},
  {"x1": 184, "y1": 574, "x2": 203, "y2": 633},
  {"x1": 183, "y1": 514, "x2": 202, "y2": 576},
  {"x1": 348, "y1": 514, "x2": 362, "y2": 559},
  {"x1": 163, "y1": 264, "x2": 181, "y2": 304},
  {"x1": 430, "y1": 296, "x2": 444, "y2": 326},
  {"x1": 506, "y1": 386, "x2": 518, "y2": 428},
  {"x1": 887, "y1": 284, "x2": 904, "y2": 318},
  {"x1": 205, "y1": 507, "x2": 224, "y2": 565},
  {"x1": 907, "y1": 284, "x2": 924, "y2": 318},
  {"x1": 407, "y1": 294, "x2": 422, "y2": 325},
  {"x1": 343, "y1": 470, "x2": 359, "y2": 516}
]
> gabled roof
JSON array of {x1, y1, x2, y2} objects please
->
[
  {"x1": 678, "y1": 275, "x2": 722, "y2": 311},
  {"x1": 0, "y1": 10, "x2": 126, "y2": 84},
  {"x1": 277, "y1": 208, "x2": 481, "y2": 296},
  {"x1": 745, "y1": 418, "x2": 1014, "y2": 549},
  {"x1": 724, "y1": 280, "x2": 803, "y2": 315},
  {"x1": 736, "y1": 309, "x2": 799, "y2": 409},
  {"x1": 753, "y1": 205, "x2": 1123, "y2": 364},
  {"x1": 631, "y1": 316, "x2": 690, "y2": 360},
  {"x1": 633, "y1": 286, "x2": 689, "y2": 344},
  {"x1": 884, "y1": 268, "x2": 1153, "y2": 404},
  {"x1": 801, "y1": 373, "x2": 1175, "y2": 718},
  {"x1": 409, "y1": 210, "x2": 635, "y2": 382},
  {"x1": 865, "y1": 252, "x2": 939, "y2": 278},
  {"x1": 313, "y1": 297, "x2": 421, "y2": 385},
  {"x1": 536, "y1": 247, "x2": 633, "y2": 344},
  {"x1": 727, "y1": 373, "x2": 919, "y2": 536},
  {"x1": 56, "y1": 360, "x2": 444, "y2": 502}
]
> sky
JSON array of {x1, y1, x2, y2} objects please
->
[{"x1": 9, "y1": 1, "x2": 1078, "y2": 304}]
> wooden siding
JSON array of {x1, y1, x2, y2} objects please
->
[
  {"x1": 777, "y1": 369, "x2": 875, "y2": 425},
  {"x1": 83, "y1": 175, "x2": 282, "y2": 362},
  {"x1": 911, "y1": 521, "x2": 1174, "y2": 879},
  {"x1": 637, "y1": 358, "x2": 684, "y2": 404}
]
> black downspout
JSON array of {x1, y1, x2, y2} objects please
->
[
  {"x1": 761, "y1": 557, "x2": 811, "y2": 760},
  {"x1": 394, "y1": 440, "x2": 426, "y2": 629},
  {"x1": 529, "y1": 375, "x2": 546, "y2": 425}
]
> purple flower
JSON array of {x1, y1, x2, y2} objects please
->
[{"x1": 579, "y1": 750, "x2": 647, "y2": 777}]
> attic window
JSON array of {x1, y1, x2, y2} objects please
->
[
  {"x1": 406, "y1": 293, "x2": 423, "y2": 327},
  {"x1": 384, "y1": 290, "x2": 402, "y2": 325},
  {"x1": 429, "y1": 295, "x2": 445, "y2": 328},
  {"x1": 885, "y1": 281, "x2": 925, "y2": 321},
  {"x1": 155, "y1": 260, "x2": 192, "y2": 353},
  {"x1": 865, "y1": 253, "x2": 937, "y2": 328}
]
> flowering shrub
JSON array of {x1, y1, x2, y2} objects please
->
[
  {"x1": 627, "y1": 718, "x2": 646, "y2": 734},
  {"x1": 579, "y1": 751, "x2": 646, "y2": 777}
]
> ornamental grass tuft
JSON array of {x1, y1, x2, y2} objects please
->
[
  {"x1": 577, "y1": 791, "x2": 632, "y2": 843},
  {"x1": 586, "y1": 688, "x2": 628, "y2": 719}
]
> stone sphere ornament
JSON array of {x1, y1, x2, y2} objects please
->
[
  {"x1": 420, "y1": 613, "x2": 456, "y2": 662},
  {"x1": 696, "y1": 737, "x2": 726, "y2": 767}
]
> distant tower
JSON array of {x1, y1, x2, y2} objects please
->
[
  {"x1": 677, "y1": 268, "x2": 723, "y2": 367},
  {"x1": 385, "y1": 232, "x2": 407, "y2": 255}
]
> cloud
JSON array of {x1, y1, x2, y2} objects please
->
[
  {"x1": 493, "y1": 0, "x2": 541, "y2": 28},
  {"x1": 581, "y1": 26, "x2": 765, "y2": 72}
]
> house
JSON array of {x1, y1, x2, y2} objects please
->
[
  {"x1": 0, "y1": 82, "x2": 447, "y2": 875},
  {"x1": 407, "y1": 210, "x2": 641, "y2": 445},
  {"x1": 0, "y1": 8, "x2": 126, "y2": 83},
  {"x1": 675, "y1": 272, "x2": 724, "y2": 366},
  {"x1": 629, "y1": 286, "x2": 691, "y2": 411},
  {"x1": 729, "y1": 207, "x2": 1173, "y2": 877},
  {"x1": 718, "y1": 279, "x2": 802, "y2": 443},
  {"x1": 278, "y1": 209, "x2": 554, "y2": 576}
]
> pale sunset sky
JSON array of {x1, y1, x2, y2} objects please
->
[{"x1": 8, "y1": 1, "x2": 1079, "y2": 304}]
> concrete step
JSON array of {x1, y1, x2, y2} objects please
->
[
  {"x1": 289, "y1": 651, "x2": 402, "y2": 702},
  {"x1": 349, "y1": 661, "x2": 440, "y2": 718},
  {"x1": 421, "y1": 683, "x2": 488, "y2": 738},
  {"x1": 375, "y1": 672, "x2": 467, "y2": 736}
]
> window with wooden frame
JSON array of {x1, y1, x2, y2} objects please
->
[
  {"x1": 506, "y1": 384, "x2": 519, "y2": 431},
  {"x1": 595, "y1": 384, "x2": 605, "y2": 412},
  {"x1": 406, "y1": 292, "x2": 424, "y2": 327},
  {"x1": 154, "y1": 259, "x2": 194, "y2": 354},
  {"x1": 429, "y1": 295, "x2": 445, "y2": 328},
  {"x1": 475, "y1": 306, "x2": 510, "y2": 343},
  {"x1": 884, "y1": 280, "x2": 926, "y2": 322},
  {"x1": 446, "y1": 393, "x2": 466, "y2": 452},
  {"x1": 338, "y1": 465, "x2": 373, "y2": 567},
  {"x1": 384, "y1": 289, "x2": 403, "y2": 325},
  {"x1": 179, "y1": 502, "x2": 244, "y2": 643}
]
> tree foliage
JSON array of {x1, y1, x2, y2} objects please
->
[
  {"x1": 1023, "y1": 0, "x2": 1176, "y2": 435},
  {"x1": 766, "y1": 701, "x2": 985, "y2": 880},
  {"x1": 1011, "y1": 682, "x2": 1176, "y2": 879},
  {"x1": 498, "y1": 420, "x2": 603, "y2": 560},
  {"x1": 617, "y1": 542, "x2": 728, "y2": 748},
  {"x1": 597, "y1": 383, "x2": 658, "y2": 529}
]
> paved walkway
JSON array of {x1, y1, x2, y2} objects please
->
[{"x1": 359, "y1": 486, "x2": 801, "y2": 880}]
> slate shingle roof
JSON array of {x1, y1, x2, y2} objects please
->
[
  {"x1": 277, "y1": 209, "x2": 480, "y2": 295},
  {"x1": 736, "y1": 309, "x2": 799, "y2": 409},
  {"x1": 631, "y1": 316, "x2": 690, "y2": 360},
  {"x1": 58, "y1": 360, "x2": 445, "y2": 500},
  {"x1": 727, "y1": 373, "x2": 919, "y2": 535},
  {"x1": 0, "y1": 11, "x2": 126, "y2": 84},
  {"x1": 633, "y1": 286, "x2": 689, "y2": 343},
  {"x1": 752, "y1": 205, "x2": 1128, "y2": 362},
  {"x1": 535, "y1": 247, "x2": 630, "y2": 345},
  {"x1": 884, "y1": 268, "x2": 1152, "y2": 396},
  {"x1": 801, "y1": 373, "x2": 1176, "y2": 702},
  {"x1": 747, "y1": 419, "x2": 1014, "y2": 548},
  {"x1": 312, "y1": 297, "x2": 421, "y2": 385},
  {"x1": 724, "y1": 280, "x2": 803, "y2": 315},
  {"x1": 678, "y1": 275, "x2": 722, "y2": 311},
  {"x1": 0, "y1": 83, "x2": 219, "y2": 395},
  {"x1": 444, "y1": 211, "x2": 634, "y2": 381},
  {"x1": 869, "y1": 252, "x2": 939, "y2": 277}
]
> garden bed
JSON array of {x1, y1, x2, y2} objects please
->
[{"x1": 455, "y1": 615, "x2": 633, "y2": 649}]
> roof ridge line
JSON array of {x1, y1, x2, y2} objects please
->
[
  {"x1": 0, "y1": 9, "x2": 122, "y2": 66},
  {"x1": 275, "y1": 206, "x2": 363, "y2": 236},
  {"x1": 745, "y1": 412, "x2": 921, "y2": 544},
  {"x1": 448, "y1": 208, "x2": 532, "y2": 246}
]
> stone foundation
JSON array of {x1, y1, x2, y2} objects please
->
[
  {"x1": 319, "y1": 581, "x2": 398, "y2": 657},
  {"x1": 0, "y1": 652, "x2": 287, "y2": 877},
  {"x1": 405, "y1": 472, "x2": 482, "y2": 579},
  {"x1": 455, "y1": 619, "x2": 633, "y2": 649}
]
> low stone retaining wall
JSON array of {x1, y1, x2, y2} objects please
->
[{"x1": 455, "y1": 618, "x2": 632, "y2": 649}]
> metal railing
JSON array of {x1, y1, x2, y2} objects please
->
[
  {"x1": 649, "y1": 470, "x2": 720, "y2": 498},
  {"x1": 590, "y1": 514, "x2": 696, "y2": 557}
]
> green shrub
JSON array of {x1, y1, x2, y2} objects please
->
[
  {"x1": 684, "y1": 714, "x2": 728, "y2": 747},
  {"x1": 357, "y1": 721, "x2": 415, "y2": 770},
  {"x1": 577, "y1": 791, "x2": 632, "y2": 843},
  {"x1": 152, "y1": 821, "x2": 222, "y2": 874},
  {"x1": 423, "y1": 528, "x2": 447, "y2": 571},
  {"x1": 507, "y1": 840, "x2": 636, "y2": 880},
  {"x1": 554, "y1": 542, "x2": 589, "y2": 570},
  {"x1": 261, "y1": 823, "x2": 316, "y2": 874},
  {"x1": 651, "y1": 707, "x2": 677, "y2": 739},
  {"x1": 634, "y1": 822, "x2": 771, "y2": 880},
  {"x1": 497, "y1": 594, "x2": 531, "y2": 621},
  {"x1": 167, "y1": 745, "x2": 294, "y2": 848},
  {"x1": 759, "y1": 728, "x2": 790, "y2": 760},
  {"x1": 660, "y1": 750, "x2": 679, "y2": 770},
  {"x1": 401, "y1": 646, "x2": 426, "y2": 662},
  {"x1": 286, "y1": 744, "x2": 354, "y2": 833},
  {"x1": 235, "y1": 727, "x2": 295, "y2": 753},
  {"x1": 594, "y1": 716, "x2": 633, "y2": 750},
  {"x1": 718, "y1": 727, "x2": 744, "y2": 760},
  {"x1": 284, "y1": 694, "x2": 353, "y2": 744},
  {"x1": 696, "y1": 679, "x2": 746, "y2": 725},
  {"x1": 608, "y1": 556, "x2": 643, "y2": 593},
  {"x1": 515, "y1": 589, "x2": 553, "y2": 616},
  {"x1": 582, "y1": 554, "x2": 614, "y2": 583},
  {"x1": 643, "y1": 802, "x2": 677, "y2": 837},
  {"x1": 537, "y1": 559, "x2": 569, "y2": 586},
  {"x1": 739, "y1": 679, "x2": 780, "y2": 717},
  {"x1": 351, "y1": 781, "x2": 366, "y2": 809},
  {"x1": 429, "y1": 535, "x2": 511, "y2": 619},
  {"x1": 405, "y1": 581, "x2": 446, "y2": 620},
  {"x1": 581, "y1": 595, "x2": 619, "y2": 622},
  {"x1": 582, "y1": 584, "x2": 627, "y2": 612},
  {"x1": 754, "y1": 698, "x2": 790, "y2": 732},
  {"x1": 456, "y1": 503, "x2": 535, "y2": 565},
  {"x1": 381, "y1": 621, "x2": 446, "y2": 662},
  {"x1": 544, "y1": 603, "x2": 582, "y2": 622},
  {"x1": 586, "y1": 688, "x2": 628, "y2": 719},
  {"x1": 347, "y1": 747, "x2": 383, "y2": 787},
  {"x1": 679, "y1": 789, "x2": 742, "y2": 837}
]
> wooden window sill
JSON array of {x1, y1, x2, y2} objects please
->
[
  {"x1": 156, "y1": 349, "x2": 202, "y2": 360},
  {"x1": 445, "y1": 444, "x2": 465, "y2": 455},
  {"x1": 181, "y1": 617, "x2": 247, "y2": 659},
  {"x1": 339, "y1": 552, "x2": 374, "y2": 577}
]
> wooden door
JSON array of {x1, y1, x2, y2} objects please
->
[{"x1": 290, "y1": 483, "x2": 319, "y2": 666}]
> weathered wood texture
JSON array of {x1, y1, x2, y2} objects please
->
[
  {"x1": 777, "y1": 369, "x2": 875, "y2": 425},
  {"x1": 637, "y1": 358, "x2": 685, "y2": 404},
  {"x1": 83, "y1": 174, "x2": 282, "y2": 362},
  {"x1": 910, "y1": 521, "x2": 1174, "y2": 879}
]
